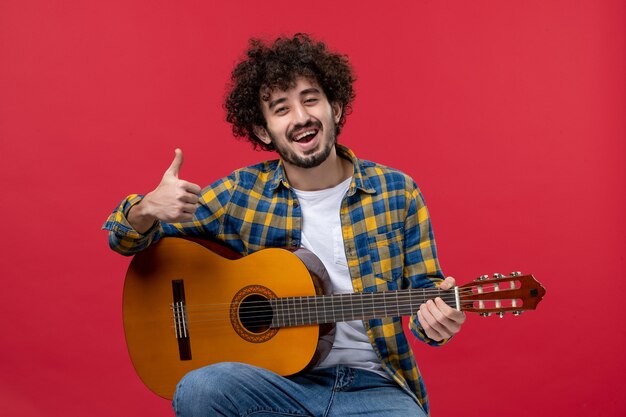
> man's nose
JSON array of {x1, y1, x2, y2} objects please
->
[{"x1": 292, "y1": 103, "x2": 310, "y2": 125}]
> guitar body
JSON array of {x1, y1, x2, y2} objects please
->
[{"x1": 123, "y1": 238, "x2": 332, "y2": 400}]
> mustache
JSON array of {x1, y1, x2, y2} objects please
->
[{"x1": 288, "y1": 120, "x2": 322, "y2": 140}]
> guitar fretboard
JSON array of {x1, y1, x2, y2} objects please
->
[{"x1": 269, "y1": 288, "x2": 455, "y2": 328}]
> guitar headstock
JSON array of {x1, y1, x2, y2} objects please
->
[{"x1": 458, "y1": 272, "x2": 546, "y2": 317}]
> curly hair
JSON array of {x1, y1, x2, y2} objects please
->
[{"x1": 224, "y1": 33, "x2": 356, "y2": 151}]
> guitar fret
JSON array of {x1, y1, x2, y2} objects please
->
[
  {"x1": 410, "y1": 289, "x2": 420, "y2": 315},
  {"x1": 395, "y1": 291, "x2": 399, "y2": 316},
  {"x1": 309, "y1": 296, "x2": 314, "y2": 325},
  {"x1": 358, "y1": 293, "x2": 366, "y2": 320},
  {"x1": 381, "y1": 293, "x2": 388, "y2": 316},
  {"x1": 314, "y1": 295, "x2": 319, "y2": 325},
  {"x1": 350, "y1": 290, "x2": 354, "y2": 320},
  {"x1": 272, "y1": 299, "x2": 278, "y2": 328},
  {"x1": 403, "y1": 291, "x2": 412, "y2": 315},
  {"x1": 294, "y1": 297, "x2": 300, "y2": 326},
  {"x1": 278, "y1": 299, "x2": 283, "y2": 327},
  {"x1": 325, "y1": 295, "x2": 331, "y2": 323},
  {"x1": 373, "y1": 292, "x2": 383, "y2": 318},
  {"x1": 365, "y1": 292, "x2": 372, "y2": 319},
  {"x1": 287, "y1": 297, "x2": 293, "y2": 327},
  {"x1": 337, "y1": 294, "x2": 344, "y2": 322}
]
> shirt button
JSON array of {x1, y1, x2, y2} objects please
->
[
  {"x1": 290, "y1": 240, "x2": 299, "y2": 247},
  {"x1": 293, "y1": 201, "x2": 299, "y2": 208}
]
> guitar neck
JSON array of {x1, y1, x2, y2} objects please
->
[{"x1": 269, "y1": 288, "x2": 456, "y2": 327}]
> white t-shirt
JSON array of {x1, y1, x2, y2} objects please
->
[{"x1": 293, "y1": 177, "x2": 386, "y2": 376}]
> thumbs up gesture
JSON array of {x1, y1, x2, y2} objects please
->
[{"x1": 128, "y1": 149, "x2": 202, "y2": 232}]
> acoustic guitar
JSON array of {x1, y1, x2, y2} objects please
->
[{"x1": 122, "y1": 237, "x2": 545, "y2": 399}]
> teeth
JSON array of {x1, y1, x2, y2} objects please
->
[{"x1": 293, "y1": 130, "x2": 317, "y2": 141}]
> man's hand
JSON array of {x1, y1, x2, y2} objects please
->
[
  {"x1": 128, "y1": 149, "x2": 202, "y2": 233},
  {"x1": 417, "y1": 277, "x2": 466, "y2": 342}
]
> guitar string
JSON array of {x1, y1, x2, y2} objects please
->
[
  {"x1": 166, "y1": 295, "x2": 520, "y2": 330},
  {"x1": 171, "y1": 304, "x2": 458, "y2": 329},
  {"x1": 180, "y1": 287, "x2": 498, "y2": 306},
  {"x1": 168, "y1": 305, "x2": 513, "y2": 331},
  {"x1": 173, "y1": 295, "x2": 488, "y2": 328},
  {"x1": 168, "y1": 303, "x2": 517, "y2": 331},
  {"x1": 167, "y1": 286, "x2": 520, "y2": 329},
  {"x1": 180, "y1": 289, "x2": 511, "y2": 318},
  {"x1": 183, "y1": 295, "x2": 465, "y2": 316},
  {"x1": 181, "y1": 285, "x2": 504, "y2": 311}
]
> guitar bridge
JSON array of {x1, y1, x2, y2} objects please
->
[{"x1": 172, "y1": 279, "x2": 191, "y2": 360}]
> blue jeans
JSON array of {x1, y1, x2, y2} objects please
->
[{"x1": 173, "y1": 362, "x2": 427, "y2": 417}]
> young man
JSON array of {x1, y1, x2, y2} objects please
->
[{"x1": 103, "y1": 34, "x2": 465, "y2": 417}]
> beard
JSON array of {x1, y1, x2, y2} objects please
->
[{"x1": 269, "y1": 120, "x2": 337, "y2": 169}]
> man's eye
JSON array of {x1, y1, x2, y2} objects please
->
[
  {"x1": 275, "y1": 107, "x2": 288, "y2": 114},
  {"x1": 305, "y1": 98, "x2": 318, "y2": 104}
]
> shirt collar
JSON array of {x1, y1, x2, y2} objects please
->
[{"x1": 336, "y1": 144, "x2": 376, "y2": 196}]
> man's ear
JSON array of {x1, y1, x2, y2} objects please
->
[
  {"x1": 253, "y1": 125, "x2": 272, "y2": 145},
  {"x1": 332, "y1": 102, "x2": 343, "y2": 124}
]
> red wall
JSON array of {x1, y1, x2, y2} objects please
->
[{"x1": 1, "y1": 1, "x2": 624, "y2": 416}]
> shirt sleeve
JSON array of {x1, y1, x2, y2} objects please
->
[
  {"x1": 402, "y1": 184, "x2": 451, "y2": 347},
  {"x1": 102, "y1": 174, "x2": 237, "y2": 256}
]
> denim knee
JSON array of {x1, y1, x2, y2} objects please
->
[{"x1": 173, "y1": 362, "x2": 246, "y2": 416}]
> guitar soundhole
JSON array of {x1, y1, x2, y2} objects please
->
[
  {"x1": 240, "y1": 295, "x2": 273, "y2": 333},
  {"x1": 230, "y1": 285, "x2": 278, "y2": 343}
]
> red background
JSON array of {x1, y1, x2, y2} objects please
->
[{"x1": 1, "y1": 1, "x2": 624, "y2": 416}]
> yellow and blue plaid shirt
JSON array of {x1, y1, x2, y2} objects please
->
[{"x1": 103, "y1": 144, "x2": 447, "y2": 414}]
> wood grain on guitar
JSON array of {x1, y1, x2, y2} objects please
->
[{"x1": 122, "y1": 238, "x2": 546, "y2": 399}]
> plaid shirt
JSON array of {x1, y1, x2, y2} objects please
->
[{"x1": 103, "y1": 145, "x2": 447, "y2": 414}]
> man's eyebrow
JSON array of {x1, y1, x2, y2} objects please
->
[
  {"x1": 268, "y1": 97, "x2": 287, "y2": 110},
  {"x1": 300, "y1": 87, "x2": 321, "y2": 96}
]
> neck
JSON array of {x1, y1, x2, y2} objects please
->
[{"x1": 283, "y1": 146, "x2": 352, "y2": 191}]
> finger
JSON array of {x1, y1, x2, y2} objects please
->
[
  {"x1": 424, "y1": 299, "x2": 451, "y2": 328},
  {"x1": 179, "y1": 180, "x2": 202, "y2": 195},
  {"x1": 417, "y1": 309, "x2": 444, "y2": 341},
  {"x1": 181, "y1": 203, "x2": 198, "y2": 214},
  {"x1": 179, "y1": 193, "x2": 200, "y2": 205},
  {"x1": 171, "y1": 205, "x2": 197, "y2": 221},
  {"x1": 165, "y1": 148, "x2": 184, "y2": 177},
  {"x1": 439, "y1": 276, "x2": 456, "y2": 290},
  {"x1": 420, "y1": 301, "x2": 450, "y2": 339},
  {"x1": 426, "y1": 299, "x2": 461, "y2": 337},
  {"x1": 434, "y1": 298, "x2": 466, "y2": 324}
]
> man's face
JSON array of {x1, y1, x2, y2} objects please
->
[{"x1": 256, "y1": 77, "x2": 342, "y2": 169}]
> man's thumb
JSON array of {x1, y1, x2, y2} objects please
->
[{"x1": 166, "y1": 148, "x2": 184, "y2": 177}]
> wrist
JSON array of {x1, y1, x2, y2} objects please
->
[{"x1": 128, "y1": 198, "x2": 158, "y2": 234}]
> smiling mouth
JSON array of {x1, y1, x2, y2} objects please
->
[{"x1": 292, "y1": 129, "x2": 319, "y2": 143}]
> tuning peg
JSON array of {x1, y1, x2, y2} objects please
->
[
  {"x1": 479, "y1": 312, "x2": 492, "y2": 317},
  {"x1": 513, "y1": 311, "x2": 523, "y2": 316},
  {"x1": 477, "y1": 275, "x2": 489, "y2": 281},
  {"x1": 493, "y1": 273, "x2": 505, "y2": 279},
  {"x1": 510, "y1": 271, "x2": 522, "y2": 276},
  {"x1": 498, "y1": 312, "x2": 506, "y2": 318}
]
